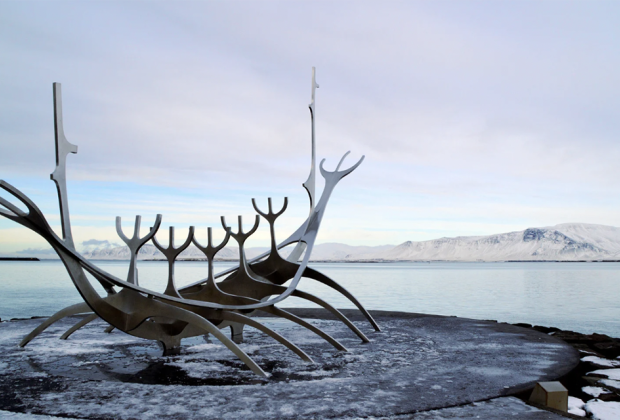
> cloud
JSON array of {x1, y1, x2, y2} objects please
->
[{"x1": 1, "y1": 1, "x2": 619, "y2": 251}]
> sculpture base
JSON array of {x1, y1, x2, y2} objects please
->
[{"x1": 0, "y1": 309, "x2": 578, "y2": 419}]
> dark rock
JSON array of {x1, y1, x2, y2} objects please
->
[
  {"x1": 597, "y1": 392, "x2": 620, "y2": 402},
  {"x1": 593, "y1": 341, "x2": 620, "y2": 359},
  {"x1": 510, "y1": 321, "x2": 620, "y2": 404},
  {"x1": 523, "y1": 228, "x2": 545, "y2": 242},
  {"x1": 532, "y1": 325, "x2": 561, "y2": 334}
]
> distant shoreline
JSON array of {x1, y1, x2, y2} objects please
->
[
  {"x1": 92, "y1": 258, "x2": 620, "y2": 263},
  {"x1": 6, "y1": 258, "x2": 620, "y2": 263}
]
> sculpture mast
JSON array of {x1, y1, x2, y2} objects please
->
[
  {"x1": 287, "y1": 67, "x2": 318, "y2": 262},
  {"x1": 50, "y1": 83, "x2": 78, "y2": 249},
  {"x1": 303, "y1": 66, "x2": 319, "y2": 214}
]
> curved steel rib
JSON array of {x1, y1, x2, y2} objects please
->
[
  {"x1": 211, "y1": 311, "x2": 313, "y2": 363},
  {"x1": 19, "y1": 302, "x2": 91, "y2": 347},
  {"x1": 61, "y1": 313, "x2": 99, "y2": 340},
  {"x1": 302, "y1": 266, "x2": 381, "y2": 332},
  {"x1": 0, "y1": 180, "x2": 302, "y2": 312},
  {"x1": 202, "y1": 220, "x2": 349, "y2": 351},
  {"x1": 0, "y1": 182, "x2": 269, "y2": 374},
  {"x1": 216, "y1": 211, "x2": 356, "y2": 346},
  {"x1": 2, "y1": 174, "x2": 355, "y2": 369},
  {"x1": 1, "y1": 77, "x2": 376, "y2": 377},
  {"x1": 178, "y1": 152, "x2": 367, "y2": 313},
  {"x1": 56, "y1": 243, "x2": 269, "y2": 377},
  {"x1": 250, "y1": 197, "x2": 377, "y2": 335}
]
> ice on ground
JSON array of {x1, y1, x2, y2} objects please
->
[
  {"x1": 568, "y1": 396, "x2": 586, "y2": 417},
  {"x1": 24, "y1": 371, "x2": 48, "y2": 378},
  {"x1": 582, "y1": 356, "x2": 620, "y2": 367},
  {"x1": 295, "y1": 369, "x2": 338, "y2": 377},
  {"x1": 583, "y1": 386, "x2": 611, "y2": 398},
  {"x1": 466, "y1": 366, "x2": 511, "y2": 377},
  {"x1": 184, "y1": 343, "x2": 220, "y2": 353},
  {"x1": 0, "y1": 330, "x2": 26, "y2": 345},
  {"x1": 167, "y1": 361, "x2": 233, "y2": 378},
  {"x1": 585, "y1": 400, "x2": 620, "y2": 420},
  {"x1": 0, "y1": 314, "x2": 578, "y2": 420},
  {"x1": 588, "y1": 368, "x2": 620, "y2": 380},
  {"x1": 0, "y1": 411, "x2": 81, "y2": 419}
]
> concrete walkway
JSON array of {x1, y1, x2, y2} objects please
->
[{"x1": 0, "y1": 310, "x2": 579, "y2": 419}]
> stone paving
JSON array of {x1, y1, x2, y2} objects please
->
[{"x1": 0, "y1": 310, "x2": 579, "y2": 419}]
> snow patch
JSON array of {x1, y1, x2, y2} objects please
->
[
  {"x1": 588, "y1": 368, "x2": 620, "y2": 380},
  {"x1": 582, "y1": 356, "x2": 620, "y2": 367},
  {"x1": 568, "y1": 396, "x2": 586, "y2": 417},
  {"x1": 599, "y1": 379, "x2": 620, "y2": 390},
  {"x1": 585, "y1": 400, "x2": 620, "y2": 420},
  {"x1": 583, "y1": 386, "x2": 611, "y2": 398}
]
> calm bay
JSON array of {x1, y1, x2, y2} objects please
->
[{"x1": 1, "y1": 260, "x2": 618, "y2": 337}]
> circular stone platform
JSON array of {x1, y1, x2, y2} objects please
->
[{"x1": 0, "y1": 309, "x2": 578, "y2": 419}]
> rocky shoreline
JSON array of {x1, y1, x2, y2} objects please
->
[{"x1": 509, "y1": 322, "x2": 620, "y2": 418}]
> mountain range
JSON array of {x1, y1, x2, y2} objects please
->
[
  {"x1": 7, "y1": 223, "x2": 620, "y2": 262},
  {"x1": 367, "y1": 223, "x2": 620, "y2": 262}
]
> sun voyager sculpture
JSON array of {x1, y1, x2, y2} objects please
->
[{"x1": 0, "y1": 69, "x2": 379, "y2": 377}]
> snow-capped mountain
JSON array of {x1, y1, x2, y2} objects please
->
[
  {"x1": 304, "y1": 243, "x2": 394, "y2": 260},
  {"x1": 78, "y1": 239, "x2": 122, "y2": 255},
  {"x1": 14, "y1": 223, "x2": 620, "y2": 262},
  {"x1": 368, "y1": 223, "x2": 620, "y2": 261},
  {"x1": 81, "y1": 243, "x2": 393, "y2": 261},
  {"x1": 81, "y1": 244, "x2": 240, "y2": 260}
]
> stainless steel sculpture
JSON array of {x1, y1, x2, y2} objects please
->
[{"x1": 0, "y1": 69, "x2": 380, "y2": 377}]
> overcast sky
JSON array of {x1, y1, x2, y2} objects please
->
[{"x1": 1, "y1": 0, "x2": 619, "y2": 254}]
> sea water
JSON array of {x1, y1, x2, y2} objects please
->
[{"x1": 0, "y1": 260, "x2": 618, "y2": 337}]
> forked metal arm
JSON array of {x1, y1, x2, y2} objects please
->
[
  {"x1": 152, "y1": 226, "x2": 195, "y2": 297},
  {"x1": 221, "y1": 215, "x2": 260, "y2": 274},
  {"x1": 191, "y1": 227, "x2": 231, "y2": 293},
  {"x1": 116, "y1": 214, "x2": 162, "y2": 285}
]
